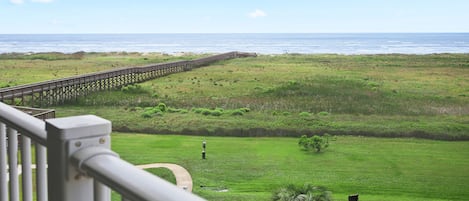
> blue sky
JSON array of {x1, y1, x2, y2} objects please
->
[{"x1": 1, "y1": 0, "x2": 468, "y2": 33}]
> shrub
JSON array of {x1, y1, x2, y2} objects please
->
[
  {"x1": 210, "y1": 110, "x2": 223, "y2": 116},
  {"x1": 299, "y1": 112, "x2": 311, "y2": 117},
  {"x1": 272, "y1": 183, "x2": 332, "y2": 201},
  {"x1": 231, "y1": 109, "x2": 244, "y2": 116},
  {"x1": 193, "y1": 108, "x2": 204, "y2": 114},
  {"x1": 157, "y1": 102, "x2": 167, "y2": 112},
  {"x1": 239, "y1": 107, "x2": 251, "y2": 113},
  {"x1": 150, "y1": 107, "x2": 162, "y2": 114},
  {"x1": 201, "y1": 109, "x2": 212, "y2": 116},
  {"x1": 318, "y1": 111, "x2": 329, "y2": 116},
  {"x1": 141, "y1": 111, "x2": 153, "y2": 118},
  {"x1": 167, "y1": 107, "x2": 181, "y2": 113},
  {"x1": 298, "y1": 134, "x2": 330, "y2": 152}
]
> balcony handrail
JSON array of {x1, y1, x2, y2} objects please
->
[
  {"x1": 71, "y1": 147, "x2": 205, "y2": 201},
  {"x1": 1, "y1": 102, "x2": 206, "y2": 201},
  {"x1": 0, "y1": 101, "x2": 47, "y2": 145}
]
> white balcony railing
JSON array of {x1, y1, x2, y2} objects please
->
[{"x1": 0, "y1": 101, "x2": 205, "y2": 201}]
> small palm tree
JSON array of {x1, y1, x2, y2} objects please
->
[{"x1": 272, "y1": 184, "x2": 332, "y2": 201}]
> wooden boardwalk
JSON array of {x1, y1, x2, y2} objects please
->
[{"x1": 0, "y1": 52, "x2": 256, "y2": 107}]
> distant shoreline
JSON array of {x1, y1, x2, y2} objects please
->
[
  {"x1": 1, "y1": 33, "x2": 468, "y2": 54},
  {"x1": 1, "y1": 51, "x2": 468, "y2": 56}
]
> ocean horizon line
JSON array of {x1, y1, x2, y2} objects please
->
[
  {"x1": 1, "y1": 33, "x2": 468, "y2": 54},
  {"x1": 1, "y1": 32, "x2": 469, "y2": 35}
]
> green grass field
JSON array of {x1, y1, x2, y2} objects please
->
[
  {"x1": 111, "y1": 133, "x2": 469, "y2": 201},
  {"x1": 2, "y1": 52, "x2": 469, "y2": 200},
  {"x1": 0, "y1": 52, "x2": 201, "y2": 87},
  {"x1": 47, "y1": 53, "x2": 469, "y2": 140}
]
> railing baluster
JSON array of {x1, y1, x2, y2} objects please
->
[
  {"x1": 36, "y1": 144, "x2": 48, "y2": 201},
  {"x1": 21, "y1": 135, "x2": 33, "y2": 201},
  {"x1": 94, "y1": 180, "x2": 111, "y2": 201},
  {"x1": 7, "y1": 127, "x2": 19, "y2": 201},
  {"x1": 0, "y1": 123, "x2": 7, "y2": 201}
]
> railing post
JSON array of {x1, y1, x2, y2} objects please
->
[
  {"x1": 46, "y1": 115, "x2": 112, "y2": 201},
  {"x1": 7, "y1": 127, "x2": 19, "y2": 201},
  {"x1": 0, "y1": 123, "x2": 7, "y2": 201}
]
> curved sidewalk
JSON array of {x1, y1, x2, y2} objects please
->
[{"x1": 136, "y1": 163, "x2": 193, "y2": 192}]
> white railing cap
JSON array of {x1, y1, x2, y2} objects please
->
[{"x1": 46, "y1": 115, "x2": 111, "y2": 140}]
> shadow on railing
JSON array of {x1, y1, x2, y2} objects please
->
[{"x1": 0, "y1": 101, "x2": 205, "y2": 201}]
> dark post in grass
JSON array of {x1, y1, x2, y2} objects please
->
[
  {"x1": 202, "y1": 140, "x2": 206, "y2": 159},
  {"x1": 348, "y1": 194, "x2": 359, "y2": 201}
]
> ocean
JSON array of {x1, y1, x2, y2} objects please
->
[{"x1": 0, "y1": 33, "x2": 468, "y2": 54}]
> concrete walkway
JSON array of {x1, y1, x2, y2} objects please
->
[
  {"x1": 136, "y1": 163, "x2": 193, "y2": 192},
  {"x1": 9, "y1": 163, "x2": 193, "y2": 192}
]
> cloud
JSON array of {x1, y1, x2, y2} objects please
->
[
  {"x1": 10, "y1": 0, "x2": 24, "y2": 4},
  {"x1": 249, "y1": 9, "x2": 267, "y2": 18},
  {"x1": 31, "y1": 0, "x2": 54, "y2": 3}
]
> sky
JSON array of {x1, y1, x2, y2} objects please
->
[{"x1": 1, "y1": 0, "x2": 468, "y2": 34}]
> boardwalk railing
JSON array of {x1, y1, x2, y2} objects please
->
[
  {"x1": 0, "y1": 51, "x2": 256, "y2": 107},
  {"x1": 13, "y1": 106, "x2": 55, "y2": 120},
  {"x1": 0, "y1": 101, "x2": 206, "y2": 201}
]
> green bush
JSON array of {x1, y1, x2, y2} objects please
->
[
  {"x1": 157, "y1": 102, "x2": 167, "y2": 112},
  {"x1": 149, "y1": 107, "x2": 162, "y2": 114},
  {"x1": 167, "y1": 107, "x2": 181, "y2": 113},
  {"x1": 299, "y1": 112, "x2": 311, "y2": 117},
  {"x1": 231, "y1": 109, "x2": 244, "y2": 116},
  {"x1": 201, "y1": 109, "x2": 212, "y2": 116},
  {"x1": 193, "y1": 108, "x2": 204, "y2": 114},
  {"x1": 191, "y1": 107, "x2": 250, "y2": 117},
  {"x1": 298, "y1": 134, "x2": 330, "y2": 152},
  {"x1": 272, "y1": 183, "x2": 332, "y2": 201},
  {"x1": 141, "y1": 111, "x2": 153, "y2": 118},
  {"x1": 239, "y1": 107, "x2": 251, "y2": 113},
  {"x1": 211, "y1": 110, "x2": 223, "y2": 116},
  {"x1": 318, "y1": 111, "x2": 329, "y2": 116}
]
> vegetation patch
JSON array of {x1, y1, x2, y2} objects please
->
[
  {"x1": 3, "y1": 53, "x2": 469, "y2": 139},
  {"x1": 272, "y1": 184, "x2": 332, "y2": 201},
  {"x1": 121, "y1": 84, "x2": 148, "y2": 94},
  {"x1": 192, "y1": 107, "x2": 251, "y2": 117},
  {"x1": 298, "y1": 134, "x2": 331, "y2": 152},
  {"x1": 0, "y1": 52, "x2": 85, "y2": 60}
]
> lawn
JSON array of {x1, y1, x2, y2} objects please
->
[{"x1": 111, "y1": 133, "x2": 469, "y2": 201}]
